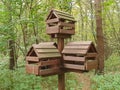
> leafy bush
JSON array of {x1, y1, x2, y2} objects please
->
[
  {"x1": 91, "y1": 73, "x2": 120, "y2": 90},
  {"x1": 91, "y1": 54, "x2": 120, "y2": 90}
]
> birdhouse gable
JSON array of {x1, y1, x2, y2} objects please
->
[{"x1": 46, "y1": 9, "x2": 75, "y2": 22}]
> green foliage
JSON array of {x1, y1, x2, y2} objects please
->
[
  {"x1": 91, "y1": 54, "x2": 120, "y2": 90},
  {"x1": 91, "y1": 73, "x2": 120, "y2": 90}
]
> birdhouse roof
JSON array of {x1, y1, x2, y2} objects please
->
[
  {"x1": 27, "y1": 42, "x2": 61, "y2": 59},
  {"x1": 46, "y1": 9, "x2": 76, "y2": 22},
  {"x1": 62, "y1": 41, "x2": 97, "y2": 55}
]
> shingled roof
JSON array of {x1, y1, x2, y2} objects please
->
[
  {"x1": 62, "y1": 41, "x2": 97, "y2": 55},
  {"x1": 46, "y1": 9, "x2": 76, "y2": 22},
  {"x1": 27, "y1": 42, "x2": 61, "y2": 59}
]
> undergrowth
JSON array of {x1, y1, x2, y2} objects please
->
[
  {"x1": 91, "y1": 53, "x2": 120, "y2": 90},
  {"x1": 0, "y1": 55, "x2": 82, "y2": 90}
]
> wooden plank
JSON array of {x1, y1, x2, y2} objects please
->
[
  {"x1": 86, "y1": 53, "x2": 97, "y2": 58},
  {"x1": 39, "y1": 59, "x2": 60, "y2": 66},
  {"x1": 64, "y1": 64, "x2": 85, "y2": 70},
  {"x1": 64, "y1": 45, "x2": 89, "y2": 50},
  {"x1": 62, "y1": 49, "x2": 87, "y2": 55},
  {"x1": 63, "y1": 55, "x2": 85, "y2": 62},
  {"x1": 38, "y1": 53, "x2": 61, "y2": 58},
  {"x1": 26, "y1": 64, "x2": 39, "y2": 75},
  {"x1": 67, "y1": 41, "x2": 92, "y2": 46},
  {"x1": 59, "y1": 29, "x2": 75, "y2": 34},
  {"x1": 33, "y1": 44, "x2": 56, "y2": 49},
  {"x1": 46, "y1": 18, "x2": 59, "y2": 24},
  {"x1": 26, "y1": 56, "x2": 39, "y2": 62},
  {"x1": 36, "y1": 49, "x2": 59, "y2": 53},
  {"x1": 40, "y1": 67, "x2": 60, "y2": 75},
  {"x1": 54, "y1": 10, "x2": 74, "y2": 18},
  {"x1": 54, "y1": 34, "x2": 71, "y2": 38},
  {"x1": 85, "y1": 60, "x2": 98, "y2": 70},
  {"x1": 46, "y1": 25, "x2": 59, "y2": 34},
  {"x1": 59, "y1": 22, "x2": 75, "y2": 28}
]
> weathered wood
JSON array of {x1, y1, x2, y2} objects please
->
[
  {"x1": 85, "y1": 60, "x2": 98, "y2": 70},
  {"x1": 59, "y1": 22, "x2": 75, "y2": 28},
  {"x1": 67, "y1": 41, "x2": 92, "y2": 45},
  {"x1": 64, "y1": 45, "x2": 89, "y2": 50},
  {"x1": 33, "y1": 44, "x2": 56, "y2": 49},
  {"x1": 86, "y1": 53, "x2": 97, "y2": 58},
  {"x1": 59, "y1": 29, "x2": 75, "y2": 34},
  {"x1": 26, "y1": 56, "x2": 39, "y2": 62},
  {"x1": 64, "y1": 64, "x2": 85, "y2": 70},
  {"x1": 36, "y1": 49, "x2": 59, "y2": 53},
  {"x1": 39, "y1": 59, "x2": 60, "y2": 66},
  {"x1": 26, "y1": 64, "x2": 39, "y2": 75},
  {"x1": 38, "y1": 53, "x2": 61, "y2": 58},
  {"x1": 63, "y1": 55, "x2": 85, "y2": 62},
  {"x1": 46, "y1": 18, "x2": 59, "y2": 24},
  {"x1": 62, "y1": 49, "x2": 87, "y2": 55},
  {"x1": 40, "y1": 67, "x2": 60, "y2": 75},
  {"x1": 54, "y1": 34, "x2": 71, "y2": 38},
  {"x1": 46, "y1": 25, "x2": 59, "y2": 31}
]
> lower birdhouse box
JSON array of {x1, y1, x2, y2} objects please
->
[
  {"x1": 62, "y1": 41, "x2": 98, "y2": 72},
  {"x1": 26, "y1": 42, "x2": 62, "y2": 76}
]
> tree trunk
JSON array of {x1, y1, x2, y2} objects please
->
[
  {"x1": 95, "y1": 0, "x2": 104, "y2": 73},
  {"x1": 9, "y1": 40, "x2": 15, "y2": 70}
]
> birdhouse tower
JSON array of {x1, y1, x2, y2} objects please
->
[{"x1": 46, "y1": 9, "x2": 76, "y2": 38}]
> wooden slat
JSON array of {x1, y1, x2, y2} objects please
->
[
  {"x1": 40, "y1": 67, "x2": 60, "y2": 75},
  {"x1": 38, "y1": 53, "x2": 61, "y2": 58},
  {"x1": 54, "y1": 10, "x2": 74, "y2": 18},
  {"x1": 62, "y1": 49, "x2": 87, "y2": 55},
  {"x1": 26, "y1": 56, "x2": 39, "y2": 62},
  {"x1": 63, "y1": 55, "x2": 85, "y2": 62},
  {"x1": 39, "y1": 59, "x2": 60, "y2": 66},
  {"x1": 54, "y1": 34, "x2": 71, "y2": 38},
  {"x1": 26, "y1": 64, "x2": 39, "y2": 75},
  {"x1": 64, "y1": 45, "x2": 89, "y2": 50},
  {"x1": 46, "y1": 25, "x2": 59, "y2": 34},
  {"x1": 86, "y1": 53, "x2": 97, "y2": 57},
  {"x1": 59, "y1": 22, "x2": 75, "y2": 28},
  {"x1": 36, "y1": 49, "x2": 59, "y2": 53},
  {"x1": 67, "y1": 41, "x2": 92, "y2": 45},
  {"x1": 46, "y1": 18, "x2": 59, "y2": 23},
  {"x1": 59, "y1": 29, "x2": 75, "y2": 34},
  {"x1": 33, "y1": 45, "x2": 56, "y2": 49},
  {"x1": 85, "y1": 60, "x2": 98, "y2": 70},
  {"x1": 64, "y1": 64, "x2": 85, "y2": 70}
]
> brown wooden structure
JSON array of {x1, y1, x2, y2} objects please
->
[
  {"x1": 26, "y1": 42, "x2": 62, "y2": 76},
  {"x1": 62, "y1": 41, "x2": 98, "y2": 72},
  {"x1": 46, "y1": 9, "x2": 76, "y2": 38}
]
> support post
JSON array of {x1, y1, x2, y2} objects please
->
[{"x1": 57, "y1": 38, "x2": 65, "y2": 90}]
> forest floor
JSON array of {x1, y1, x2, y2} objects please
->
[{"x1": 77, "y1": 73, "x2": 91, "y2": 90}]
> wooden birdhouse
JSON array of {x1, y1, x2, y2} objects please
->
[
  {"x1": 46, "y1": 9, "x2": 76, "y2": 38},
  {"x1": 26, "y1": 42, "x2": 62, "y2": 76},
  {"x1": 62, "y1": 41, "x2": 98, "y2": 72}
]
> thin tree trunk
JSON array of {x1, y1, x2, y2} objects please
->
[{"x1": 9, "y1": 40, "x2": 15, "y2": 70}]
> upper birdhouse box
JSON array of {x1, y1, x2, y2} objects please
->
[
  {"x1": 26, "y1": 42, "x2": 62, "y2": 76},
  {"x1": 62, "y1": 41, "x2": 98, "y2": 72},
  {"x1": 46, "y1": 9, "x2": 76, "y2": 38}
]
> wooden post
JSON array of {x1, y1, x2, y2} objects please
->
[
  {"x1": 57, "y1": 38, "x2": 65, "y2": 90},
  {"x1": 95, "y1": 0, "x2": 104, "y2": 73}
]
